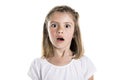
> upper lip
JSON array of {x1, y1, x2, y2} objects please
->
[
  {"x1": 56, "y1": 36, "x2": 64, "y2": 40},
  {"x1": 57, "y1": 35, "x2": 63, "y2": 38}
]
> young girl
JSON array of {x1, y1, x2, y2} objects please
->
[{"x1": 28, "y1": 5, "x2": 96, "y2": 80}]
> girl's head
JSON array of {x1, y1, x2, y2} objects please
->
[{"x1": 42, "y1": 5, "x2": 84, "y2": 59}]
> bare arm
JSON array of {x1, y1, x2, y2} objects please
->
[{"x1": 88, "y1": 76, "x2": 94, "y2": 80}]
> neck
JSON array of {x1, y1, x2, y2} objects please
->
[{"x1": 53, "y1": 48, "x2": 72, "y2": 58}]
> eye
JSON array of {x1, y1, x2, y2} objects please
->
[
  {"x1": 51, "y1": 23, "x2": 57, "y2": 28},
  {"x1": 65, "y1": 24, "x2": 71, "y2": 28}
]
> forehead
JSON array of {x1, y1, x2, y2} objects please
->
[
  {"x1": 48, "y1": 12, "x2": 74, "y2": 23},
  {"x1": 50, "y1": 12, "x2": 73, "y2": 18}
]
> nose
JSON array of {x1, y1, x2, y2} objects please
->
[{"x1": 57, "y1": 26, "x2": 63, "y2": 34}]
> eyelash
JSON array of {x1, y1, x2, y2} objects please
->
[
  {"x1": 51, "y1": 24, "x2": 57, "y2": 28},
  {"x1": 65, "y1": 24, "x2": 71, "y2": 28},
  {"x1": 50, "y1": 23, "x2": 71, "y2": 28}
]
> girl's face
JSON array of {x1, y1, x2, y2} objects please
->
[{"x1": 47, "y1": 12, "x2": 75, "y2": 49}]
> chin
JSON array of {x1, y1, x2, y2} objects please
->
[
  {"x1": 53, "y1": 45, "x2": 65, "y2": 49},
  {"x1": 54, "y1": 44, "x2": 69, "y2": 49}
]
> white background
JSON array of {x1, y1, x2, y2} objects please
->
[{"x1": 0, "y1": 0, "x2": 120, "y2": 80}]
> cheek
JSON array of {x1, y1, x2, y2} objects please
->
[
  {"x1": 66, "y1": 30, "x2": 74, "y2": 39},
  {"x1": 69, "y1": 34, "x2": 74, "y2": 39},
  {"x1": 48, "y1": 29, "x2": 56, "y2": 38}
]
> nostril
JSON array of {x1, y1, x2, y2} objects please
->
[
  {"x1": 57, "y1": 27, "x2": 63, "y2": 34},
  {"x1": 58, "y1": 32, "x2": 63, "y2": 34}
]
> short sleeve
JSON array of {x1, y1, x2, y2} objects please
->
[
  {"x1": 81, "y1": 56, "x2": 96, "y2": 80},
  {"x1": 28, "y1": 59, "x2": 41, "y2": 80}
]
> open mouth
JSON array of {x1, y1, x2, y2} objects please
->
[{"x1": 57, "y1": 38, "x2": 64, "y2": 41}]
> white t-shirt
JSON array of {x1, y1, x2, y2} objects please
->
[{"x1": 28, "y1": 55, "x2": 96, "y2": 80}]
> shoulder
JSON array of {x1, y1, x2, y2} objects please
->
[
  {"x1": 73, "y1": 55, "x2": 94, "y2": 71},
  {"x1": 31, "y1": 57, "x2": 45, "y2": 67},
  {"x1": 28, "y1": 57, "x2": 45, "y2": 71},
  {"x1": 76, "y1": 55, "x2": 92, "y2": 64},
  {"x1": 80, "y1": 55, "x2": 93, "y2": 63},
  {"x1": 28, "y1": 57, "x2": 45, "y2": 79},
  {"x1": 77, "y1": 55, "x2": 96, "y2": 68},
  {"x1": 28, "y1": 57, "x2": 45, "y2": 80},
  {"x1": 80, "y1": 55, "x2": 90, "y2": 60},
  {"x1": 77, "y1": 55, "x2": 96, "y2": 79}
]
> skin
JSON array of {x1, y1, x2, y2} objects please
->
[
  {"x1": 47, "y1": 12, "x2": 75, "y2": 66},
  {"x1": 47, "y1": 12, "x2": 94, "y2": 80},
  {"x1": 47, "y1": 12, "x2": 74, "y2": 57},
  {"x1": 89, "y1": 76, "x2": 94, "y2": 80}
]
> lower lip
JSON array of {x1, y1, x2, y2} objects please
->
[{"x1": 57, "y1": 40, "x2": 64, "y2": 42}]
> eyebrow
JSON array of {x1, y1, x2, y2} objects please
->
[
  {"x1": 50, "y1": 21, "x2": 58, "y2": 23},
  {"x1": 50, "y1": 21, "x2": 73, "y2": 25}
]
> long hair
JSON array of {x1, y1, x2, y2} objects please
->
[{"x1": 42, "y1": 5, "x2": 84, "y2": 59}]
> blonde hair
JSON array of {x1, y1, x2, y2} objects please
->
[{"x1": 42, "y1": 5, "x2": 84, "y2": 59}]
